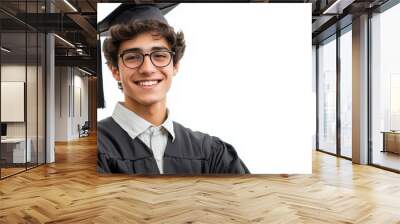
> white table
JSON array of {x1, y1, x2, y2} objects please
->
[{"x1": 1, "y1": 138, "x2": 31, "y2": 163}]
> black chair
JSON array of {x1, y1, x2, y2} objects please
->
[{"x1": 79, "y1": 121, "x2": 90, "y2": 138}]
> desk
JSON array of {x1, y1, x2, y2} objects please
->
[
  {"x1": 381, "y1": 131, "x2": 400, "y2": 154},
  {"x1": 1, "y1": 138, "x2": 31, "y2": 163}
]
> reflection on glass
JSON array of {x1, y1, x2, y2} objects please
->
[
  {"x1": 27, "y1": 31, "x2": 38, "y2": 169},
  {"x1": 38, "y1": 32, "x2": 46, "y2": 165},
  {"x1": 371, "y1": 3, "x2": 400, "y2": 171},
  {"x1": 0, "y1": 0, "x2": 47, "y2": 179},
  {"x1": 318, "y1": 37, "x2": 337, "y2": 154},
  {"x1": 1, "y1": 30, "x2": 27, "y2": 177},
  {"x1": 340, "y1": 29, "x2": 352, "y2": 158}
]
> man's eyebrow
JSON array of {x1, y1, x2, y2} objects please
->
[
  {"x1": 121, "y1": 46, "x2": 170, "y2": 54},
  {"x1": 151, "y1": 46, "x2": 170, "y2": 51},
  {"x1": 122, "y1": 48, "x2": 141, "y2": 52}
]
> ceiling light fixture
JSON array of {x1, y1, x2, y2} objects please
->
[
  {"x1": 323, "y1": 0, "x2": 355, "y2": 15},
  {"x1": 54, "y1": 34, "x2": 75, "y2": 48},
  {"x1": 63, "y1": 0, "x2": 78, "y2": 12},
  {"x1": 1, "y1": 47, "x2": 11, "y2": 53},
  {"x1": 78, "y1": 67, "x2": 93, "y2": 76}
]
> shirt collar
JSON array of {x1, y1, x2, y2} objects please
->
[
  {"x1": 163, "y1": 109, "x2": 175, "y2": 141},
  {"x1": 112, "y1": 102, "x2": 175, "y2": 141}
]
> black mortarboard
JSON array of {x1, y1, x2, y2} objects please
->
[{"x1": 98, "y1": 3, "x2": 178, "y2": 34}]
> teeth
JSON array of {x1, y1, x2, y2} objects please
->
[{"x1": 138, "y1": 80, "x2": 159, "y2": 86}]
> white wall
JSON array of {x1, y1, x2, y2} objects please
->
[
  {"x1": 54, "y1": 66, "x2": 89, "y2": 141},
  {"x1": 1, "y1": 64, "x2": 45, "y2": 163},
  {"x1": 1, "y1": 65, "x2": 32, "y2": 137},
  {"x1": 72, "y1": 71, "x2": 89, "y2": 138},
  {"x1": 55, "y1": 66, "x2": 68, "y2": 141}
]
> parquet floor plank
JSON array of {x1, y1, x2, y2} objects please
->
[{"x1": 0, "y1": 135, "x2": 399, "y2": 223}]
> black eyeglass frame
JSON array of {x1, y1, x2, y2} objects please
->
[{"x1": 119, "y1": 50, "x2": 175, "y2": 69}]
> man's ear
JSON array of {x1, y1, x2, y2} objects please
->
[
  {"x1": 108, "y1": 64, "x2": 120, "y2": 81},
  {"x1": 173, "y1": 62, "x2": 180, "y2": 76}
]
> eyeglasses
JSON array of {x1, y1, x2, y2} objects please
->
[{"x1": 119, "y1": 50, "x2": 175, "y2": 69}]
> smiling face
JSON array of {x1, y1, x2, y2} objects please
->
[{"x1": 110, "y1": 32, "x2": 179, "y2": 109}]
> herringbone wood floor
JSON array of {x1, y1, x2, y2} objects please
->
[{"x1": 0, "y1": 135, "x2": 400, "y2": 223}]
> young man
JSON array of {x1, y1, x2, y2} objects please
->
[{"x1": 97, "y1": 4, "x2": 249, "y2": 174}]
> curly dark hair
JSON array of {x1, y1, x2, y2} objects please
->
[{"x1": 103, "y1": 20, "x2": 186, "y2": 68}]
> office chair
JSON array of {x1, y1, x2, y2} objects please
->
[{"x1": 79, "y1": 121, "x2": 90, "y2": 138}]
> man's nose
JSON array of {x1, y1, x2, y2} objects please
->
[{"x1": 138, "y1": 54, "x2": 157, "y2": 74}]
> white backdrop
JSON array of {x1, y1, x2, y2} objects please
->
[{"x1": 98, "y1": 3, "x2": 312, "y2": 174}]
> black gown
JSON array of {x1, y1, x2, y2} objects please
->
[{"x1": 97, "y1": 117, "x2": 250, "y2": 174}]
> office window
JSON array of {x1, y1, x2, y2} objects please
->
[
  {"x1": 318, "y1": 36, "x2": 337, "y2": 155},
  {"x1": 371, "y1": 2, "x2": 400, "y2": 171},
  {"x1": 340, "y1": 28, "x2": 352, "y2": 158}
]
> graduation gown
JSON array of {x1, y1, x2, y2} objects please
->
[{"x1": 97, "y1": 117, "x2": 250, "y2": 174}]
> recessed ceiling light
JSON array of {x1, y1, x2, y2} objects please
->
[
  {"x1": 63, "y1": 0, "x2": 78, "y2": 12},
  {"x1": 77, "y1": 67, "x2": 93, "y2": 76},
  {"x1": 323, "y1": 0, "x2": 355, "y2": 15},
  {"x1": 54, "y1": 34, "x2": 75, "y2": 48},
  {"x1": 1, "y1": 47, "x2": 11, "y2": 53}
]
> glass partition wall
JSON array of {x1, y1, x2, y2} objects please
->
[
  {"x1": 0, "y1": 31, "x2": 27, "y2": 177},
  {"x1": 370, "y1": 2, "x2": 400, "y2": 171},
  {"x1": 317, "y1": 26, "x2": 353, "y2": 159},
  {"x1": 0, "y1": 1, "x2": 46, "y2": 179},
  {"x1": 317, "y1": 0, "x2": 400, "y2": 173},
  {"x1": 339, "y1": 27, "x2": 352, "y2": 159},
  {"x1": 317, "y1": 35, "x2": 337, "y2": 155}
]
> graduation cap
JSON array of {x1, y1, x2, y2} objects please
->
[{"x1": 98, "y1": 3, "x2": 179, "y2": 34}]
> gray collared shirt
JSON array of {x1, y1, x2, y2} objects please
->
[{"x1": 111, "y1": 102, "x2": 175, "y2": 174}]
